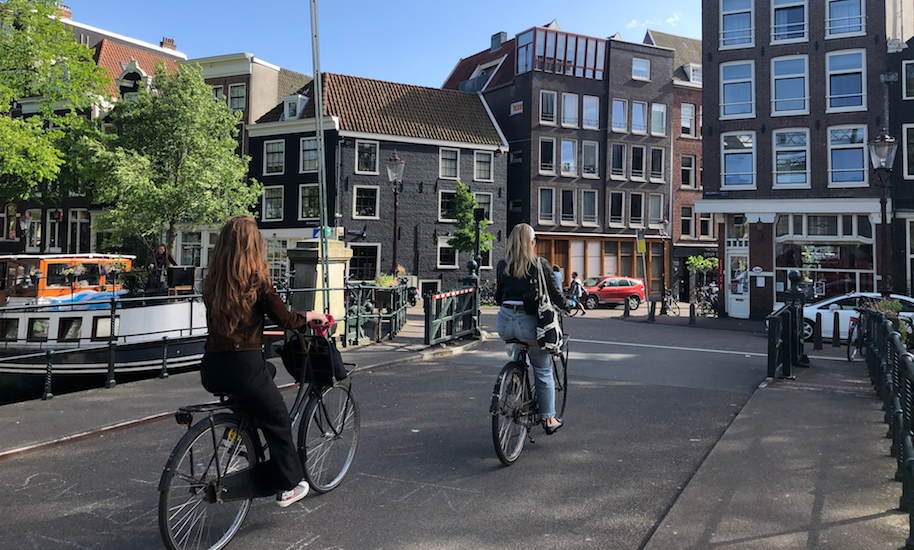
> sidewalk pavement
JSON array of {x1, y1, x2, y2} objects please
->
[{"x1": 0, "y1": 306, "x2": 908, "y2": 549}]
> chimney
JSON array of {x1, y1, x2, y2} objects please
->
[
  {"x1": 56, "y1": 4, "x2": 73, "y2": 19},
  {"x1": 160, "y1": 37, "x2": 176, "y2": 50},
  {"x1": 490, "y1": 32, "x2": 507, "y2": 53}
]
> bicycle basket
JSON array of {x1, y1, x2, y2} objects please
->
[{"x1": 278, "y1": 332, "x2": 349, "y2": 387}]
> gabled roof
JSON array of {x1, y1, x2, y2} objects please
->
[
  {"x1": 94, "y1": 39, "x2": 180, "y2": 98},
  {"x1": 258, "y1": 73, "x2": 505, "y2": 146},
  {"x1": 441, "y1": 37, "x2": 516, "y2": 92},
  {"x1": 644, "y1": 30, "x2": 702, "y2": 83}
]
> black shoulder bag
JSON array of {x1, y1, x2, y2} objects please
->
[{"x1": 279, "y1": 331, "x2": 349, "y2": 387}]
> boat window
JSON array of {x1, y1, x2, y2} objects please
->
[
  {"x1": 46, "y1": 264, "x2": 68, "y2": 287},
  {"x1": 0, "y1": 319, "x2": 18, "y2": 340},
  {"x1": 92, "y1": 316, "x2": 120, "y2": 340},
  {"x1": 58, "y1": 318, "x2": 82, "y2": 342},
  {"x1": 27, "y1": 318, "x2": 50, "y2": 341}
]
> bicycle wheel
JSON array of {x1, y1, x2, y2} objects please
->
[
  {"x1": 491, "y1": 362, "x2": 530, "y2": 466},
  {"x1": 159, "y1": 414, "x2": 257, "y2": 550},
  {"x1": 300, "y1": 384, "x2": 360, "y2": 493},
  {"x1": 667, "y1": 299, "x2": 680, "y2": 316},
  {"x1": 553, "y1": 345, "x2": 568, "y2": 420}
]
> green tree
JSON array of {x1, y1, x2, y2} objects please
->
[
  {"x1": 447, "y1": 181, "x2": 494, "y2": 263},
  {"x1": 686, "y1": 255, "x2": 719, "y2": 288},
  {"x1": 0, "y1": 0, "x2": 109, "y2": 201},
  {"x1": 79, "y1": 62, "x2": 262, "y2": 255}
]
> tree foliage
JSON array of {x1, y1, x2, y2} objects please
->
[
  {"x1": 0, "y1": 0, "x2": 109, "y2": 200},
  {"x1": 78, "y1": 63, "x2": 261, "y2": 254},
  {"x1": 686, "y1": 255, "x2": 719, "y2": 287},
  {"x1": 447, "y1": 181, "x2": 494, "y2": 261}
]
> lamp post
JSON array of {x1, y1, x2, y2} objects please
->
[
  {"x1": 385, "y1": 151, "x2": 406, "y2": 275},
  {"x1": 868, "y1": 129, "x2": 898, "y2": 296}
]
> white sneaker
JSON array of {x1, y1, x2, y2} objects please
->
[{"x1": 275, "y1": 481, "x2": 309, "y2": 508}]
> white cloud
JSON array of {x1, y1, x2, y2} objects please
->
[
  {"x1": 667, "y1": 11, "x2": 681, "y2": 25},
  {"x1": 625, "y1": 19, "x2": 640, "y2": 29},
  {"x1": 626, "y1": 18, "x2": 661, "y2": 29}
]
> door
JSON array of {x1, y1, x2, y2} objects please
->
[{"x1": 727, "y1": 253, "x2": 750, "y2": 319}]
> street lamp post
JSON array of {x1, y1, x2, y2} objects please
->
[
  {"x1": 868, "y1": 129, "x2": 898, "y2": 296},
  {"x1": 385, "y1": 151, "x2": 406, "y2": 276}
]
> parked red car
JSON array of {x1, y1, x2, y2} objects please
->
[{"x1": 581, "y1": 276, "x2": 646, "y2": 310}]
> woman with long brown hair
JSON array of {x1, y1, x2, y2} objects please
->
[
  {"x1": 201, "y1": 215, "x2": 331, "y2": 507},
  {"x1": 494, "y1": 223, "x2": 569, "y2": 434}
]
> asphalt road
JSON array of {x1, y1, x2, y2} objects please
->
[{"x1": 0, "y1": 315, "x2": 772, "y2": 550}]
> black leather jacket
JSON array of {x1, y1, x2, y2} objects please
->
[{"x1": 495, "y1": 256, "x2": 570, "y2": 311}]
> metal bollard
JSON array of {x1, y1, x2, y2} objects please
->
[
  {"x1": 647, "y1": 300, "x2": 656, "y2": 322},
  {"x1": 623, "y1": 296, "x2": 630, "y2": 318},
  {"x1": 813, "y1": 311, "x2": 823, "y2": 350},
  {"x1": 689, "y1": 303, "x2": 697, "y2": 325},
  {"x1": 159, "y1": 336, "x2": 169, "y2": 379},
  {"x1": 832, "y1": 310, "x2": 841, "y2": 347},
  {"x1": 105, "y1": 295, "x2": 117, "y2": 389},
  {"x1": 41, "y1": 350, "x2": 54, "y2": 400}
]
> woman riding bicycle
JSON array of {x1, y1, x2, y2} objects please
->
[
  {"x1": 201, "y1": 215, "x2": 331, "y2": 508},
  {"x1": 495, "y1": 223, "x2": 570, "y2": 435}
]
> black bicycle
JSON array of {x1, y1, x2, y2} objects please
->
[
  {"x1": 157, "y1": 331, "x2": 359, "y2": 550},
  {"x1": 662, "y1": 288, "x2": 680, "y2": 316},
  {"x1": 490, "y1": 333, "x2": 569, "y2": 466}
]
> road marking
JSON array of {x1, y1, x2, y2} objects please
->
[{"x1": 570, "y1": 338, "x2": 769, "y2": 357}]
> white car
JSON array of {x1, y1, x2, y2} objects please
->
[{"x1": 784, "y1": 292, "x2": 914, "y2": 341}]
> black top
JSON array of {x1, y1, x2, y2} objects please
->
[{"x1": 495, "y1": 256, "x2": 569, "y2": 310}]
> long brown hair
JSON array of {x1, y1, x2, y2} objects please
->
[
  {"x1": 203, "y1": 215, "x2": 271, "y2": 336},
  {"x1": 505, "y1": 223, "x2": 537, "y2": 278}
]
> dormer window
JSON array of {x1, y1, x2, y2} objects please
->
[
  {"x1": 282, "y1": 94, "x2": 308, "y2": 120},
  {"x1": 685, "y1": 63, "x2": 702, "y2": 83},
  {"x1": 287, "y1": 101, "x2": 297, "y2": 118}
]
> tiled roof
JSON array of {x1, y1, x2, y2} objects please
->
[
  {"x1": 277, "y1": 68, "x2": 312, "y2": 103},
  {"x1": 644, "y1": 30, "x2": 702, "y2": 83},
  {"x1": 257, "y1": 73, "x2": 504, "y2": 146},
  {"x1": 441, "y1": 37, "x2": 516, "y2": 92},
  {"x1": 94, "y1": 39, "x2": 180, "y2": 98}
]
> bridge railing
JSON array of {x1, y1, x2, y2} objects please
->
[{"x1": 424, "y1": 287, "x2": 478, "y2": 346}]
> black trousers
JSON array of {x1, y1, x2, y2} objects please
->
[{"x1": 200, "y1": 350, "x2": 303, "y2": 492}]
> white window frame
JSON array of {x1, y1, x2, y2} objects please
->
[
  {"x1": 474, "y1": 192, "x2": 494, "y2": 222},
  {"x1": 439, "y1": 147, "x2": 460, "y2": 180},
  {"x1": 682, "y1": 206, "x2": 695, "y2": 238},
  {"x1": 355, "y1": 140, "x2": 379, "y2": 175},
  {"x1": 68, "y1": 208, "x2": 90, "y2": 254},
  {"x1": 561, "y1": 93, "x2": 578, "y2": 127},
  {"x1": 651, "y1": 104, "x2": 667, "y2": 136},
  {"x1": 826, "y1": 0, "x2": 865, "y2": 38},
  {"x1": 631, "y1": 145, "x2": 646, "y2": 181},
  {"x1": 582, "y1": 141, "x2": 599, "y2": 178},
  {"x1": 479, "y1": 241, "x2": 495, "y2": 270},
  {"x1": 827, "y1": 124, "x2": 868, "y2": 188},
  {"x1": 771, "y1": 55, "x2": 809, "y2": 116},
  {"x1": 630, "y1": 193, "x2": 645, "y2": 227},
  {"x1": 720, "y1": 0, "x2": 755, "y2": 49},
  {"x1": 474, "y1": 151, "x2": 494, "y2": 182},
  {"x1": 700, "y1": 213, "x2": 714, "y2": 239},
  {"x1": 631, "y1": 101, "x2": 648, "y2": 134},
  {"x1": 904, "y1": 60, "x2": 914, "y2": 101},
  {"x1": 612, "y1": 99, "x2": 628, "y2": 132},
  {"x1": 539, "y1": 90, "x2": 557, "y2": 125},
  {"x1": 352, "y1": 185, "x2": 380, "y2": 220},
  {"x1": 609, "y1": 191, "x2": 625, "y2": 227},
  {"x1": 300, "y1": 137, "x2": 319, "y2": 173},
  {"x1": 560, "y1": 189, "x2": 577, "y2": 226},
  {"x1": 539, "y1": 137, "x2": 556, "y2": 175},
  {"x1": 298, "y1": 183, "x2": 320, "y2": 220},
  {"x1": 720, "y1": 60, "x2": 755, "y2": 119},
  {"x1": 582, "y1": 96, "x2": 599, "y2": 129},
  {"x1": 437, "y1": 237, "x2": 459, "y2": 269},
  {"x1": 263, "y1": 139, "x2": 284, "y2": 176},
  {"x1": 721, "y1": 131, "x2": 757, "y2": 189},
  {"x1": 904, "y1": 123, "x2": 914, "y2": 180},
  {"x1": 681, "y1": 155, "x2": 696, "y2": 188},
  {"x1": 539, "y1": 187, "x2": 556, "y2": 225},
  {"x1": 582, "y1": 190, "x2": 598, "y2": 226},
  {"x1": 770, "y1": 0, "x2": 808, "y2": 44},
  {"x1": 772, "y1": 128, "x2": 810, "y2": 189},
  {"x1": 632, "y1": 58, "x2": 651, "y2": 81},
  {"x1": 560, "y1": 139, "x2": 577, "y2": 176},
  {"x1": 826, "y1": 49, "x2": 866, "y2": 113},
  {"x1": 650, "y1": 148, "x2": 665, "y2": 183},
  {"x1": 681, "y1": 103, "x2": 697, "y2": 137},
  {"x1": 262, "y1": 186, "x2": 284, "y2": 222},
  {"x1": 648, "y1": 194, "x2": 664, "y2": 227},
  {"x1": 610, "y1": 143, "x2": 627, "y2": 180},
  {"x1": 438, "y1": 190, "x2": 457, "y2": 222}
]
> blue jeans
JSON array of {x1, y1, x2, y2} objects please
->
[{"x1": 496, "y1": 307, "x2": 556, "y2": 418}]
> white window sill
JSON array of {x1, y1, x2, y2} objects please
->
[
  {"x1": 772, "y1": 183, "x2": 811, "y2": 190},
  {"x1": 827, "y1": 182, "x2": 868, "y2": 189},
  {"x1": 437, "y1": 218, "x2": 456, "y2": 224},
  {"x1": 262, "y1": 218, "x2": 283, "y2": 223},
  {"x1": 353, "y1": 216, "x2": 381, "y2": 221},
  {"x1": 719, "y1": 113, "x2": 756, "y2": 121},
  {"x1": 264, "y1": 171, "x2": 285, "y2": 177},
  {"x1": 609, "y1": 222, "x2": 625, "y2": 229},
  {"x1": 651, "y1": 132, "x2": 667, "y2": 138},
  {"x1": 560, "y1": 221, "x2": 578, "y2": 227},
  {"x1": 539, "y1": 170, "x2": 557, "y2": 176},
  {"x1": 632, "y1": 131, "x2": 647, "y2": 136},
  {"x1": 538, "y1": 219, "x2": 557, "y2": 226},
  {"x1": 632, "y1": 77, "x2": 651, "y2": 83},
  {"x1": 583, "y1": 125, "x2": 600, "y2": 131},
  {"x1": 611, "y1": 128, "x2": 629, "y2": 134},
  {"x1": 680, "y1": 134, "x2": 700, "y2": 140},
  {"x1": 355, "y1": 171, "x2": 380, "y2": 176},
  {"x1": 474, "y1": 178, "x2": 495, "y2": 183},
  {"x1": 438, "y1": 176, "x2": 460, "y2": 181},
  {"x1": 297, "y1": 217, "x2": 320, "y2": 222},
  {"x1": 437, "y1": 265, "x2": 460, "y2": 270},
  {"x1": 825, "y1": 32, "x2": 866, "y2": 40},
  {"x1": 561, "y1": 172, "x2": 578, "y2": 178},
  {"x1": 825, "y1": 106, "x2": 866, "y2": 114},
  {"x1": 582, "y1": 222, "x2": 599, "y2": 227},
  {"x1": 610, "y1": 175, "x2": 628, "y2": 181},
  {"x1": 299, "y1": 169, "x2": 319, "y2": 174},
  {"x1": 720, "y1": 185, "x2": 758, "y2": 191},
  {"x1": 539, "y1": 120, "x2": 557, "y2": 126},
  {"x1": 561, "y1": 123, "x2": 579, "y2": 129},
  {"x1": 719, "y1": 43, "x2": 755, "y2": 51},
  {"x1": 631, "y1": 177, "x2": 647, "y2": 183},
  {"x1": 650, "y1": 178, "x2": 665, "y2": 184},
  {"x1": 582, "y1": 174, "x2": 599, "y2": 179}
]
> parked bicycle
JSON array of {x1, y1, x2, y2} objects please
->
[
  {"x1": 478, "y1": 279, "x2": 497, "y2": 306},
  {"x1": 490, "y1": 330, "x2": 569, "y2": 466},
  {"x1": 847, "y1": 313, "x2": 865, "y2": 362},
  {"x1": 157, "y1": 329, "x2": 360, "y2": 550},
  {"x1": 693, "y1": 284, "x2": 718, "y2": 317},
  {"x1": 662, "y1": 288, "x2": 680, "y2": 316}
]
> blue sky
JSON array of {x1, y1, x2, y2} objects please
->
[{"x1": 68, "y1": 0, "x2": 701, "y2": 88}]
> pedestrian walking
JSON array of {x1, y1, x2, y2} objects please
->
[{"x1": 569, "y1": 272, "x2": 586, "y2": 315}]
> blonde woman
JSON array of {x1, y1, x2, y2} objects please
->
[
  {"x1": 494, "y1": 223, "x2": 570, "y2": 434},
  {"x1": 201, "y1": 215, "x2": 331, "y2": 508}
]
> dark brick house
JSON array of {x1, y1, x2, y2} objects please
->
[{"x1": 249, "y1": 73, "x2": 508, "y2": 294}]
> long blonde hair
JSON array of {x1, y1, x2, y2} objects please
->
[
  {"x1": 505, "y1": 223, "x2": 537, "y2": 278},
  {"x1": 203, "y1": 215, "x2": 271, "y2": 336}
]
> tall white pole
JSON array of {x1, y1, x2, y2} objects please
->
[{"x1": 310, "y1": 0, "x2": 330, "y2": 312}]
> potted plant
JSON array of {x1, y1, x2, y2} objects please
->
[
  {"x1": 60, "y1": 263, "x2": 85, "y2": 284},
  {"x1": 101, "y1": 260, "x2": 129, "y2": 284}
]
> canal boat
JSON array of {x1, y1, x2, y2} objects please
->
[{"x1": 0, "y1": 254, "x2": 207, "y2": 403}]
